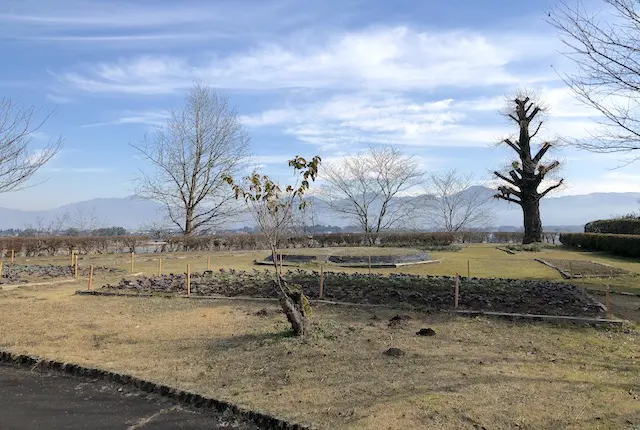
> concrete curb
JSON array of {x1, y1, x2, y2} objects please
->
[
  {"x1": 0, "y1": 350, "x2": 310, "y2": 430},
  {"x1": 454, "y1": 310, "x2": 628, "y2": 326}
]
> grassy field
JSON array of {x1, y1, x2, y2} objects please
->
[
  {"x1": 15, "y1": 244, "x2": 637, "y2": 292},
  {"x1": 0, "y1": 284, "x2": 638, "y2": 429},
  {"x1": 1, "y1": 244, "x2": 639, "y2": 429}
]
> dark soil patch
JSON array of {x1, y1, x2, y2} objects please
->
[
  {"x1": 328, "y1": 251, "x2": 432, "y2": 265},
  {"x1": 102, "y1": 269, "x2": 606, "y2": 318},
  {"x1": 1, "y1": 264, "x2": 124, "y2": 285},
  {"x1": 536, "y1": 259, "x2": 629, "y2": 278},
  {"x1": 416, "y1": 328, "x2": 436, "y2": 336}
]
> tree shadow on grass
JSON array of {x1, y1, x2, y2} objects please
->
[{"x1": 210, "y1": 328, "x2": 296, "y2": 349}]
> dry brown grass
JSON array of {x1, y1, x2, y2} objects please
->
[{"x1": 0, "y1": 282, "x2": 639, "y2": 429}]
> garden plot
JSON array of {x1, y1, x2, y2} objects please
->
[
  {"x1": 255, "y1": 247, "x2": 437, "y2": 268},
  {"x1": 535, "y1": 258, "x2": 630, "y2": 279},
  {"x1": 102, "y1": 269, "x2": 606, "y2": 318},
  {"x1": 0, "y1": 264, "x2": 125, "y2": 285}
]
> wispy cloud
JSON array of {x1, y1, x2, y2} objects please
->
[
  {"x1": 82, "y1": 110, "x2": 170, "y2": 127},
  {"x1": 57, "y1": 26, "x2": 558, "y2": 94},
  {"x1": 46, "y1": 167, "x2": 112, "y2": 173}
]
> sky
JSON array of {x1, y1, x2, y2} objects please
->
[{"x1": 0, "y1": 0, "x2": 638, "y2": 210}]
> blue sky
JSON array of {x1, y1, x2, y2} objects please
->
[{"x1": 0, "y1": 0, "x2": 638, "y2": 210}]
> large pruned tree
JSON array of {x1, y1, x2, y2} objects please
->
[
  {"x1": 319, "y1": 146, "x2": 423, "y2": 242},
  {"x1": 226, "y1": 155, "x2": 321, "y2": 336},
  {"x1": 0, "y1": 98, "x2": 62, "y2": 192},
  {"x1": 133, "y1": 83, "x2": 250, "y2": 235},
  {"x1": 547, "y1": 0, "x2": 640, "y2": 160},
  {"x1": 493, "y1": 92, "x2": 564, "y2": 244}
]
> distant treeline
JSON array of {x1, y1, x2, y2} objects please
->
[{"x1": 0, "y1": 231, "x2": 562, "y2": 257}]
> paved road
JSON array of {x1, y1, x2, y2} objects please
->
[{"x1": 0, "y1": 363, "x2": 256, "y2": 429}]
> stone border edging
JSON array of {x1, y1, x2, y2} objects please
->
[
  {"x1": 0, "y1": 278, "x2": 78, "y2": 291},
  {"x1": 75, "y1": 290, "x2": 624, "y2": 326},
  {"x1": 0, "y1": 350, "x2": 310, "y2": 430}
]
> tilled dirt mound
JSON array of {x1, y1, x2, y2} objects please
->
[
  {"x1": 1, "y1": 265, "x2": 124, "y2": 284},
  {"x1": 103, "y1": 269, "x2": 606, "y2": 317}
]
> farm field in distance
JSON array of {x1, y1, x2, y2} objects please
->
[{"x1": 1, "y1": 243, "x2": 639, "y2": 429}]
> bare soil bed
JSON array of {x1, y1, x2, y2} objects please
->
[
  {"x1": 1, "y1": 264, "x2": 125, "y2": 285},
  {"x1": 257, "y1": 247, "x2": 435, "y2": 267},
  {"x1": 536, "y1": 259, "x2": 630, "y2": 279},
  {"x1": 103, "y1": 270, "x2": 606, "y2": 318}
]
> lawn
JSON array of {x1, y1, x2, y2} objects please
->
[
  {"x1": 0, "y1": 283, "x2": 638, "y2": 429},
  {"x1": 1, "y1": 244, "x2": 639, "y2": 428}
]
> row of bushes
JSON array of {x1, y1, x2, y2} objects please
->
[
  {"x1": 560, "y1": 233, "x2": 640, "y2": 257},
  {"x1": 584, "y1": 218, "x2": 640, "y2": 235},
  {"x1": 0, "y1": 231, "x2": 561, "y2": 257}
]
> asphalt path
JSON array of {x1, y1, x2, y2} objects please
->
[{"x1": 0, "y1": 363, "x2": 256, "y2": 429}]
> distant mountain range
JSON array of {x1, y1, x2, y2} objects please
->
[{"x1": 0, "y1": 188, "x2": 637, "y2": 232}]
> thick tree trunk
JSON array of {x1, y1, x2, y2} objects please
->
[
  {"x1": 185, "y1": 208, "x2": 194, "y2": 236},
  {"x1": 521, "y1": 200, "x2": 542, "y2": 244},
  {"x1": 270, "y1": 247, "x2": 309, "y2": 336}
]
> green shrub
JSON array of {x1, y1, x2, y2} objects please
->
[
  {"x1": 584, "y1": 218, "x2": 640, "y2": 235},
  {"x1": 560, "y1": 232, "x2": 640, "y2": 257}
]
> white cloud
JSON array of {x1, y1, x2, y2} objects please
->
[
  {"x1": 82, "y1": 110, "x2": 170, "y2": 127},
  {"x1": 58, "y1": 26, "x2": 558, "y2": 94}
]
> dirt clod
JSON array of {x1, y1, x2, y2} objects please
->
[
  {"x1": 416, "y1": 328, "x2": 436, "y2": 336},
  {"x1": 383, "y1": 347, "x2": 405, "y2": 357}
]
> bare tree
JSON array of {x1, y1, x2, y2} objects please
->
[
  {"x1": 548, "y1": 0, "x2": 640, "y2": 160},
  {"x1": 426, "y1": 170, "x2": 494, "y2": 232},
  {"x1": 319, "y1": 146, "x2": 423, "y2": 242},
  {"x1": 0, "y1": 98, "x2": 62, "y2": 192},
  {"x1": 133, "y1": 83, "x2": 250, "y2": 235},
  {"x1": 493, "y1": 91, "x2": 564, "y2": 244},
  {"x1": 226, "y1": 155, "x2": 321, "y2": 336}
]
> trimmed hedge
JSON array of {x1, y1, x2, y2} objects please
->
[
  {"x1": 560, "y1": 232, "x2": 640, "y2": 257},
  {"x1": 584, "y1": 218, "x2": 640, "y2": 235}
]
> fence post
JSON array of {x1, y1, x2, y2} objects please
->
[
  {"x1": 88, "y1": 265, "x2": 94, "y2": 290},
  {"x1": 569, "y1": 261, "x2": 573, "y2": 279},
  {"x1": 467, "y1": 260, "x2": 470, "y2": 278},
  {"x1": 187, "y1": 264, "x2": 191, "y2": 297},
  {"x1": 130, "y1": 252, "x2": 135, "y2": 273},
  {"x1": 606, "y1": 286, "x2": 612, "y2": 319},
  {"x1": 207, "y1": 255, "x2": 211, "y2": 271},
  {"x1": 158, "y1": 258, "x2": 162, "y2": 276},
  {"x1": 319, "y1": 265, "x2": 324, "y2": 299},
  {"x1": 11, "y1": 249, "x2": 14, "y2": 264},
  {"x1": 0, "y1": 261, "x2": 3, "y2": 277},
  {"x1": 70, "y1": 251, "x2": 75, "y2": 266},
  {"x1": 74, "y1": 254, "x2": 78, "y2": 279},
  {"x1": 455, "y1": 273, "x2": 459, "y2": 308}
]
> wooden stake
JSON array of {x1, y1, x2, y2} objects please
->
[
  {"x1": 130, "y1": 252, "x2": 135, "y2": 273},
  {"x1": 11, "y1": 249, "x2": 14, "y2": 264},
  {"x1": 606, "y1": 286, "x2": 612, "y2": 319},
  {"x1": 70, "y1": 251, "x2": 75, "y2": 266},
  {"x1": 187, "y1": 264, "x2": 191, "y2": 297},
  {"x1": 158, "y1": 258, "x2": 162, "y2": 276},
  {"x1": 467, "y1": 260, "x2": 470, "y2": 279},
  {"x1": 74, "y1": 254, "x2": 78, "y2": 279},
  {"x1": 319, "y1": 265, "x2": 325, "y2": 299},
  {"x1": 455, "y1": 273, "x2": 459, "y2": 308},
  {"x1": 368, "y1": 255, "x2": 372, "y2": 274},
  {"x1": 207, "y1": 255, "x2": 211, "y2": 271},
  {"x1": 0, "y1": 261, "x2": 3, "y2": 278},
  {"x1": 88, "y1": 265, "x2": 94, "y2": 290}
]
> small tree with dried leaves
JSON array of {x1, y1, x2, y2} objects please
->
[
  {"x1": 493, "y1": 92, "x2": 564, "y2": 244},
  {"x1": 225, "y1": 155, "x2": 321, "y2": 336}
]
